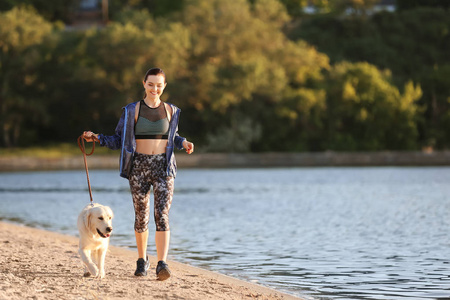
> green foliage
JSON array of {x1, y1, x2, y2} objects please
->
[
  {"x1": 0, "y1": 143, "x2": 115, "y2": 158},
  {"x1": 175, "y1": 0, "x2": 293, "y2": 113},
  {"x1": 166, "y1": 0, "x2": 334, "y2": 151},
  {"x1": 277, "y1": 0, "x2": 381, "y2": 17},
  {"x1": 0, "y1": 6, "x2": 53, "y2": 53},
  {"x1": 397, "y1": 0, "x2": 450, "y2": 11},
  {"x1": 109, "y1": 0, "x2": 184, "y2": 18},
  {"x1": 0, "y1": 1, "x2": 442, "y2": 152},
  {"x1": 205, "y1": 113, "x2": 262, "y2": 152},
  {"x1": 0, "y1": 6, "x2": 56, "y2": 146},
  {"x1": 0, "y1": 0, "x2": 77, "y2": 23},
  {"x1": 290, "y1": 8, "x2": 450, "y2": 149},
  {"x1": 278, "y1": 0, "x2": 308, "y2": 17},
  {"x1": 323, "y1": 62, "x2": 421, "y2": 150}
]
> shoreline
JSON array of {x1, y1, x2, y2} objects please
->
[
  {"x1": 1, "y1": 151, "x2": 450, "y2": 172},
  {"x1": 0, "y1": 221, "x2": 301, "y2": 300}
]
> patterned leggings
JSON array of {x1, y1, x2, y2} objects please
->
[{"x1": 129, "y1": 152, "x2": 174, "y2": 232}]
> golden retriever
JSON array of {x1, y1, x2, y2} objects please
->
[{"x1": 77, "y1": 203, "x2": 114, "y2": 278}]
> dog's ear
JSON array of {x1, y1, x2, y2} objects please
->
[
  {"x1": 84, "y1": 209, "x2": 92, "y2": 232},
  {"x1": 107, "y1": 206, "x2": 114, "y2": 219}
]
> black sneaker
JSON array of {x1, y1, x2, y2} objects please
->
[
  {"x1": 134, "y1": 256, "x2": 150, "y2": 276},
  {"x1": 156, "y1": 260, "x2": 171, "y2": 281}
]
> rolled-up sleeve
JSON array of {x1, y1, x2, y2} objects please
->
[
  {"x1": 174, "y1": 128, "x2": 186, "y2": 150},
  {"x1": 97, "y1": 111, "x2": 124, "y2": 150}
]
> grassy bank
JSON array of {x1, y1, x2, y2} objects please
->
[
  {"x1": 0, "y1": 143, "x2": 116, "y2": 158},
  {"x1": 2, "y1": 145, "x2": 450, "y2": 172}
]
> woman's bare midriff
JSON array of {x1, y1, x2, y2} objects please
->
[{"x1": 136, "y1": 139, "x2": 168, "y2": 155}]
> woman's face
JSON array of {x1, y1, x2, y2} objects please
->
[{"x1": 143, "y1": 75, "x2": 166, "y2": 101}]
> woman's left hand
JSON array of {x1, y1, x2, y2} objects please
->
[{"x1": 183, "y1": 140, "x2": 194, "y2": 154}]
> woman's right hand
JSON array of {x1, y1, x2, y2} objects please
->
[{"x1": 83, "y1": 131, "x2": 99, "y2": 142}]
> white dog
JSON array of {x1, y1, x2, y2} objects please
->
[{"x1": 77, "y1": 203, "x2": 114, "y2": 278}]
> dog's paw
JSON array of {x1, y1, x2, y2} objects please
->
[
  {"x1": 88, "y1": 264, "x2": 99, "y2": 277},
  {"x1": 98, "y1": 270, "x2": 105, "y2": 279},
  {"x1": 83, "y1": 272, "x2": 91, "y2": 277}
]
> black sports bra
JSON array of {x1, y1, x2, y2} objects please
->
[{"x1": 135, "y1": 100, "x2": 169, "y2": 139}]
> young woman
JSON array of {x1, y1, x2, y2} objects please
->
[{"x1": 82, "y1": 68, "x2": 194, "y2": 280}]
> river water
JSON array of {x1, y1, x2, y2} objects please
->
[{"x1": 0, "y1": 167, "x2": 449, "y2": 299}]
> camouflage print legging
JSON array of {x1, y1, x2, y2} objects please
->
[{"x1": 129, "y1": 152, "x2": 174, "y2": 232}]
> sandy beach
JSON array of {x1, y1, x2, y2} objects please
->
[{"x1": 0, "y1": 222, "x2": 301, "y2": 300}]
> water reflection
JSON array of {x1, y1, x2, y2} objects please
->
[{"x1": 0, "y1": 186, "x2": 210, "y2": 194}]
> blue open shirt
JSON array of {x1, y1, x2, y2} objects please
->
[{"x1": 97, "y1": 101, "x2": 186, "y2": 179}]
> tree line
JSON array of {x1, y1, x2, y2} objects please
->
[{"x1": 0, "y1": 0, "x2": 448, "y2": 152}]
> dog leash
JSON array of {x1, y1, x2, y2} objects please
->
[{"x1": 77, "y1": 135, "x2": 96, "y2": 207}]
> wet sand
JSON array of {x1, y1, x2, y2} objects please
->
[{"x1": 0, "y1": 222, "x2": 301, "y2": 300}]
